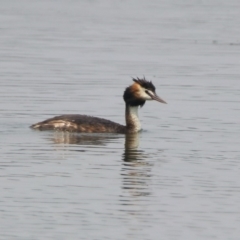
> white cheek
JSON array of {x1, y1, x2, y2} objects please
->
[
  {"x1": 144, "y1": 90, "x2": 154, "y2": 100},
  {"x1": 139, "y1": 88, "x2": 154, "y2": 100},
  {"x1": 147, "y1": 90, "x2": 155, "y2": 100},
  {"x1": 139, "y1": 88, "x2": 149, "y2": 99},
  {"x1": 140, "y1": 89, "x2": 152, "y2": 100},
  {"x1": 145, "y1": 93, "x2": 152, "y2": 100}
]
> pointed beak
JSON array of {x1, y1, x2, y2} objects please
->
[{"x1": 151, "y1": 94, "x2": 167, "y2": 104}]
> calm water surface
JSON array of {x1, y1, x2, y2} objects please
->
[{"x1": 1, "y1": 0, "x2": 240, "y2": 239}]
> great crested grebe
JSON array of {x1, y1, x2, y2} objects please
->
[{"x1": 30, "y1": 78, "x2": 166, "y2": 133}]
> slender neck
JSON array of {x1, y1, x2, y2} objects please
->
[{"x1": 125, "y1": 104, "x2": 141, "y2": 133}]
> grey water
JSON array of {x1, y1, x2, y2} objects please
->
[{"x1": 1, "y1": 0, "x2": 240, "y2": 239}]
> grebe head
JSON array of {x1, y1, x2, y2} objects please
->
[{"x1": 123, "y1": 77, "x2": 167, "y2": 107}]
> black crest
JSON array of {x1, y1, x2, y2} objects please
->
[
  {"x1": 133, "y1": 77, "x2": 156, "y2": 92},
  {"x1": 123, "y1": 77, "x2": 156, "y2": 107}
]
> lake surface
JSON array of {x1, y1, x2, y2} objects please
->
[{"x1": 1, "y1": 0, "x2": 240, "y2": 239}]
